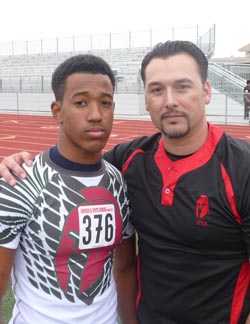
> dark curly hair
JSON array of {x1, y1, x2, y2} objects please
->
[{"x1": 51, "y1": 54, "x2": 115, "y2": 101}]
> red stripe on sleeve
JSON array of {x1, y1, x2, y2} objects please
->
[
  {"x1": 122, "y1": 149, "x2": 145, "y2": 173},
  {"x1": 230, "y1": 262, "x2": 250, "y2": 324},
  {"x1": 220, "y1": 163, "x2": 241, "y2": 225}
]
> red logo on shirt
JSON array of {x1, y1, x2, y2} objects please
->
[
  {"x1": 196, "y1": 195, "x2": 210, "y2": 226},
  {"x1": 55, "y1": 186, "x2": 123, "y2": 303}
]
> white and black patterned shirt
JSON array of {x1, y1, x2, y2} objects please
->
[{"x1": 0, "y1": 149, "x2": 134, "y2": 324}]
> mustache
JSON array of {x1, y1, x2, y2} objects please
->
[{"x1": 161, "y1": 108, "x2": 186, "y2": 118}]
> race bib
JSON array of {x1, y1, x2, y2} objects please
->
[{"x1": 78, "y1": 204, "x2": 115, "y2": 249}]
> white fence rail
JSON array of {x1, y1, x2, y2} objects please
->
[{"x1": 0, "y1": 91, "x2": 248, "y2": 125}]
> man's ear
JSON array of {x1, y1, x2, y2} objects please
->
[
  {"x1": 51, "y1": 101, "x2": 63, "y2": 123},
  {"x1": 203, "y1": 81, "x2": 212, "y2": 105}
]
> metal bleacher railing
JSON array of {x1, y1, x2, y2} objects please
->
[
  {"x1": 2, "y1": 24, "x2": 247, "y2": 125},
  {"x1": 0, "y1": 24, "x2": 215, "y2": 56},
  {"x1": 0, "y1": 24, "x2": 215, "y2": 94},
  {"x1": 208, "y1": 63, "x2": 246, "y2": 105}
]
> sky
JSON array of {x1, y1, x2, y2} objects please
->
[{"x1": 0, "y1": 0, "x2": 248, "y2": 58}]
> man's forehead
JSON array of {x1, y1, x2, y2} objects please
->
[
  {"x1": 145, "y1": 54, "x2": 199, "y2": 81},
  {"x1": 65, "y1": 73, "x2": 114, "y2": 93},
  {"x1": 146, "y1": 53, "x2": 196, "y2": 69}
]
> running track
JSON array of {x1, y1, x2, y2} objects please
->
[{"x1": 0, "y1": 114, "x2": 250, "y2": 161}]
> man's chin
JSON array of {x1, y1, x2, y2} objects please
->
[{"x1": 162, "y1": 125, "x2": 190, "y2": 139}]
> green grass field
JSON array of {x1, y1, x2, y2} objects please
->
[{"x1": 2, "y1": 285, "x2": 14, "y2": 324}]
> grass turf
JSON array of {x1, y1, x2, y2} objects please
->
[{"x1": 2, "y1": 284, "x2": 14, "y2": 324}]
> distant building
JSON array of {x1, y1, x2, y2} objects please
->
[{"x1": 239, "y1": 44, "x2": 250, "y2": 58}]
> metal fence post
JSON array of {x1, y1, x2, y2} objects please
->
[
  {"x1": 16, "y1": 93, "x2": 19, "y2": 114},
  {"x1": 225, "y1": 94, "x2": 228, "y2": 124}
]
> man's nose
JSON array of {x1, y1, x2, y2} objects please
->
[
  {"x1": 163, "y1": 89, "x2": 176, "y2": 108},
  {"x1": 87, "y1": 103, "x2": 102, "y2": 121}
]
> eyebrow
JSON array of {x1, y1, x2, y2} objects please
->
[
  {"x1": 175, "y1": 78, "x2": 193, "y2": 84},
  {"x1": 147, "y1": 78, "x2": 193, "y2": 88},
  {"x1": 147, "y1": 81, "x2": 163, "y2": 88},
  {"x1": 71, "y1": 91, "x2": 113, "y2": 99}
]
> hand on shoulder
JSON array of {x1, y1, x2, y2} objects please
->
[{"x1": 0, "y1": 151, "x2": 33, "y2": 186}]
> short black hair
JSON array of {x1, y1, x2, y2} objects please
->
[
  {"x1": 51, "y1": 54, "x2": 116, "y2": 101},
  {"x1": 141, "y1": 40, "x2": 208, "y2": 85},
  {"x1": 247, "y1": 80, "x2": 250, "y2": 85}
]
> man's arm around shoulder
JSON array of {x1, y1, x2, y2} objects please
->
[{"x1": 0, "y1": 152, "x2": 33, "y2": 186}]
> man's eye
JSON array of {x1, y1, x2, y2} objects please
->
[
  {"x1": 152, "y1": 88, "x2": 163, "y2": 94},
  {"x1": 102, "y1": 100, "x2": 112, "y2": 106},
  {"x1": 177, "y1": 84, "x2": 190, "y2": 91},
  {"x1": 75, "y1": 100, "x2": 86, "y2": 106}
]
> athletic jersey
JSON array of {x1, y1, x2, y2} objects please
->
[
  {"x1": 0, "y1": 150, "x2": 134, "y2": 324},
  {"x1": 104, "y1": 123, "x2": 250, "y2": 324}
]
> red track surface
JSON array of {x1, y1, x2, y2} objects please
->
[{"x1": 0, "y1": 114, "x2": 250, "y2": 161}]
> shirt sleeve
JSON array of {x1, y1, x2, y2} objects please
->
[{"x1": 0, "y1": 177, "x2": 34, "y2": 249}]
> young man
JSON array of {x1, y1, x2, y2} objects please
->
[
  {"x1": 0, "y1": 54, "x2": 138, "y2": 324},
  {"x1": 2, "y1": 41, "x2": 250, "y2": 324}
]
